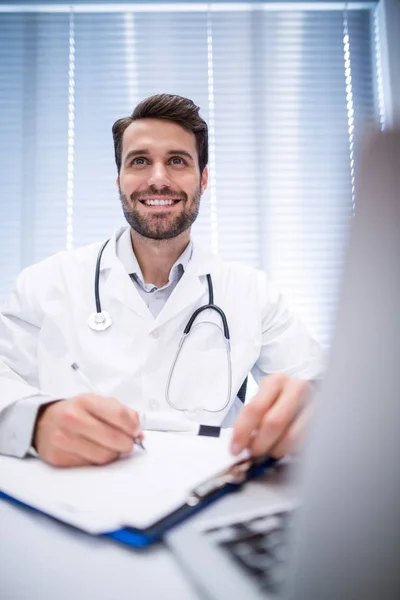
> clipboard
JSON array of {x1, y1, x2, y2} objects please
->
[{"x1": 0, "y1": 454, "x2": 277, "y2": 548}]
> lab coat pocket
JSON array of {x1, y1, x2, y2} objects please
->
[{"x1": 166, "y1": 321, "x2": 231, "y2": 413}]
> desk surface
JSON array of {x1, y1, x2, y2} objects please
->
[
  {"x1": 0, "y1": 499, "x2": 197, "y2": 600},
  {"x1": 0, "y1": 463, "x2": 296, "y2": 600}
]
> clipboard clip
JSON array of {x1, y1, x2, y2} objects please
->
[{"x1": 187, "y1": 458, "x2": 254, "y2": 507}]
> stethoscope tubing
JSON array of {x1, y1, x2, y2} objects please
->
[{"x1": 88, "y1": 238, "x2": 232, "y2": 413}]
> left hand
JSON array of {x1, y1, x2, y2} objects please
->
[{"x1": 231, "y1": 374, "x2": 313, "y2": 459}]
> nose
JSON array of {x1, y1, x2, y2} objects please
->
[{"x1": 147, "y1": 162, "x2": 171, "y2": 190}]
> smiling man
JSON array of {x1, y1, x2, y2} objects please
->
[
  {"x1": 118, "y1": 120, "x2": 204, "y2": 242},
  {"x1": 0, "y1": 94, "x2": 323, "y2": 467}
]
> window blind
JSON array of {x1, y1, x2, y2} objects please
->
[
  {"x1": 72, "y1": 10, "x2": 212, "y2": 249},
  {"x1": 0, "y1": 13, "x2": 69, "y2": 291},
  {"x1": 0, "y1": 2, "x2": 378, "y2": 348}
]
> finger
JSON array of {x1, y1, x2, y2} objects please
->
[
  {"x1": 58, "y1": 406, "x2": 135, "y2": 454},
  {"x1": 269, "y1": 401, "x2": 315, "y2": 459},
  {"x1": 51, "y1": 428, "x2": 121, "y2": 466},
  {"x1": 231, "y1": 374, "x2": 285, "y2": 455},
  {"x1": 78, "y1": 395, "x2": 141, "y2": 438},
  {"x1": 42, "y1": 448, "x2": 90, "y2": 468},
  {"x1": 249, "y1": 379, "x2": 310, "y2": 457}
]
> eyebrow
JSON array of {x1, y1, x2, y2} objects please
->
[{"x1": 124, "y1": 148, "x2": 195, "y2": 164}]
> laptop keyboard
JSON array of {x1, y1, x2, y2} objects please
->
[{"x1": 203, "y1": 509, "x2": 294, "y2": 597}]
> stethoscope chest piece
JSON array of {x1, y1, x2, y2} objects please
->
[{"x1": 88, "y1": 310, "x2": 113, "y2": 332}]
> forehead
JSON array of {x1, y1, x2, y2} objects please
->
[{"x1": 121, "y1": 118, "x2": 198, "y2": 157}]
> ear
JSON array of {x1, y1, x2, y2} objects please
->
[
  {"x1": 200, "y1": 166, "x2": 208, "y2": 194},
  {"x1": 116, "y1": 175, "x2": 119, "y2": 188}
]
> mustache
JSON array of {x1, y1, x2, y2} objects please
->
[{"x1": 130, "y1": 189, "x2": 188, "y2": 202}]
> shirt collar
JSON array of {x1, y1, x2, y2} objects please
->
[{"x1": 116, "y1": 226, "x2": 193, "y2": 286}]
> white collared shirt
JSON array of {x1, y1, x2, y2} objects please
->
[{"x1": 116, "y1": 226, "x2": 193, "y2": 318}]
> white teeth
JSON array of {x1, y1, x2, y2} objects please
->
[{"x1": 143, "y1": 199, "x2": 176, "y2": 206}]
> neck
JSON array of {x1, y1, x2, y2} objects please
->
[{"x1": 130, "y1": 228, "x2": 191, "y2": 287}]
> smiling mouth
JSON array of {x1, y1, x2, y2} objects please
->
[{"x1": 139, "y1": 199, "x2": 181, "y2": 207}]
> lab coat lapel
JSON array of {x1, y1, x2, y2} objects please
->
[
  {"x1": 100, "y1": 229, "x2": 152, "y2": 323},
  {"x1": 154, "y1": 244, "x2": 217, "y2": 330}
]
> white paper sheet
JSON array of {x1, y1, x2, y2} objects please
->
[{"x1": 0, "y1": 430, "x2": 249, "y2": 534}]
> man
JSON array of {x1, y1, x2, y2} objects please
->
[{"x1": 0, "y1": 94, "x2": 323, "y2": 467}]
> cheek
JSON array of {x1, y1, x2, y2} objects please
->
[
  {"x1": 179, "y1": 172, "x2": 201, "y2": 192},
  {"x1": 119, "y1": 173, "x2": 143, "y2": 196}
]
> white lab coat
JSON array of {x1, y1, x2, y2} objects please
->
[{"x1": 0, "y1": 227, "x2": 323, "y2": 456}]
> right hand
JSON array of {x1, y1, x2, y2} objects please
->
[{"x1": 33, "y1": 394, "x2": 142, "y2": 468}]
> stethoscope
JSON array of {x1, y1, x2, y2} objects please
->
[{"x1": 87, "y1": 239, "x2": 232, "y2": 413}]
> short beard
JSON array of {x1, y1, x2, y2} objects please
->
[{"x1": 119, "y1": 185, "x2": 201, "y2": 241}]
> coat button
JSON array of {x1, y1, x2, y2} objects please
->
[
  {"x1": 149, "y1": 399, "x2": 159, "y2": 410},
  {"x1": 150, "y1": 330, "x2": 159, "y2": 339}
]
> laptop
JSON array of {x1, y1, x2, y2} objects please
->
[{"x1": 166, "y1": 128, "x2": 400, "y2": 600}]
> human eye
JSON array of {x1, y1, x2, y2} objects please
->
[
  {"x1": 169, "y1": 156, "x2": 186, "y2": 166},
  {"x1": 130, "y1": 157, "x2": 148, "y2": 167}
]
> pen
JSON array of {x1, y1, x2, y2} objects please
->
[{"x1": 70, "y1": 362, "x2": 145, "y2": 450}]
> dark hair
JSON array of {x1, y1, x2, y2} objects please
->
[{"x1": 112, "y1": 93, "x2": 208, "y2": 174}]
